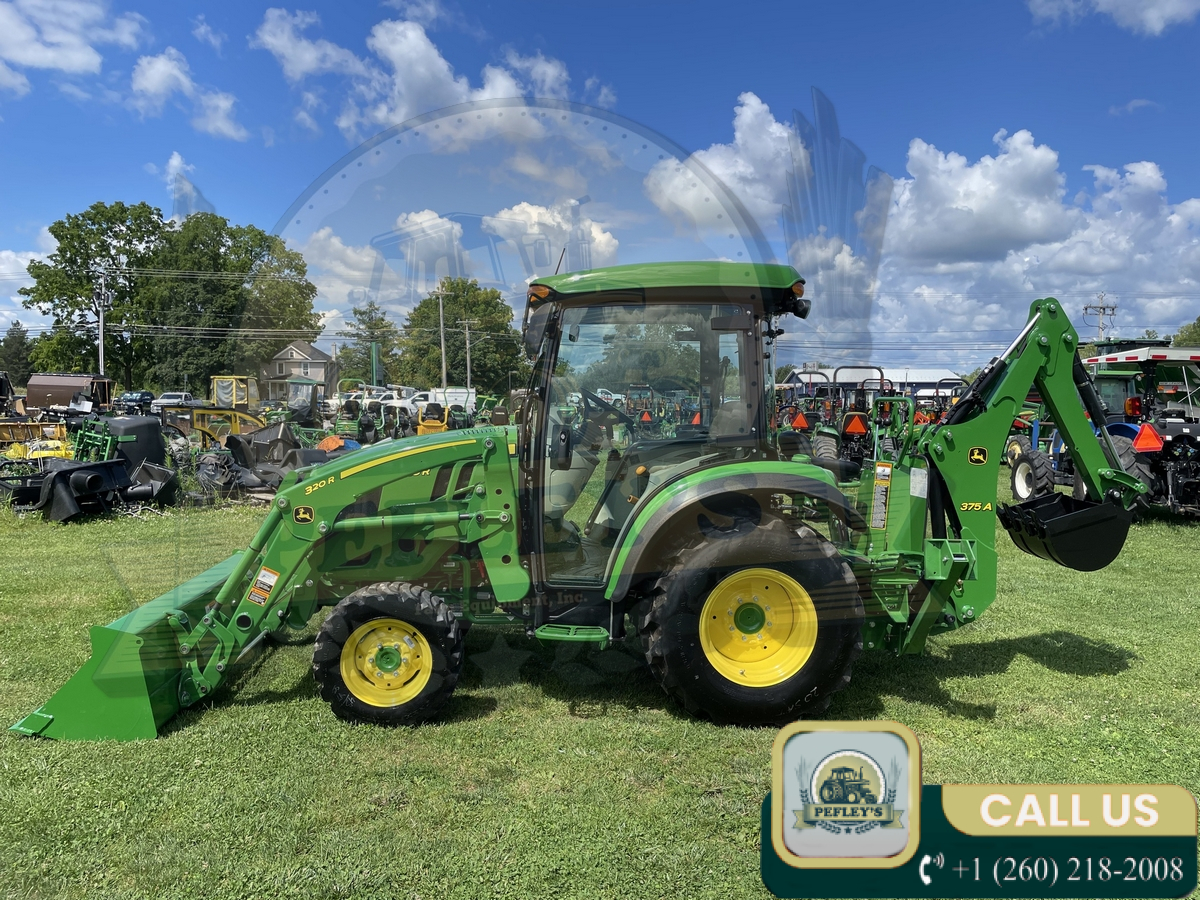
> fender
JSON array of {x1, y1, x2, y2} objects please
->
[
  {"x1": 603, "y1": 460, "x2": 866, "y2": 602},
  {"x1": 1105, "y1": 421, "x2": 1139, "y2": 441}
]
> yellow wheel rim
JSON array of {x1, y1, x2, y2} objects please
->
[
  {"x1": 340, "y1": 618, "x2": 433, "y2": 707},
  {"x1": 699, "y1": 568, "x2": 818, "y2": 687}
]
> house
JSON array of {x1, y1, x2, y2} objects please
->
[{"x1": 260, "y1": 341, "x2": 338, "y2": 402}]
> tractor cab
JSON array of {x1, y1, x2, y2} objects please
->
[{"x1": 520, "y1": 263, "x2": 810, "y2": 591}]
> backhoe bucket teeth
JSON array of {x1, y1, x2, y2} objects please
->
[
  {"x1": 10, "y1": 555, "x2": 242, "y2": 741},
  {"x1": 997, "y1": 494, "x2": 1134, "y2": 572}
]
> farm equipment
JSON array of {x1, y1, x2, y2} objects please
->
[
  {"x1": 818, "y1": 766, "x2": 877, "y2": 804},
  {"x1": 810, "y1": 368, "x2": 896, "y2": 465},
  {"x1": 1012, "y1": 346, "x2": 1200, "y2": 514},
  {"x1": 13, "y1": 262, "x2": 1146, "y2": 741}
]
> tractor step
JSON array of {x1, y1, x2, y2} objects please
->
[{"x1": 534, "y1": 624, "x2": 610, "y2": 647}]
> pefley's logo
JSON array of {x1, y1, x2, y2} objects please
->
[{"x1": 795, "y1": 750, "x2": 904, "y2": 834}]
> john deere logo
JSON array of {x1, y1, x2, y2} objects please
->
[
  {"x1": 968, "y1": 447, "x2": 988, "y2": 465},
  {"x1": 293, "y1": 506, "x2": 315, "y2": 524},
  {"x1": 795, "y1": 750, "x2": 904, "y2": 834}
]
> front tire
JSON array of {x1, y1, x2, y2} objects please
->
[
  {"x1": 313, "y1": 582, "x2": 463, "y2": 726},
  {"x1": 639, "y1": 517, "x2": 863, "y2": 726}
]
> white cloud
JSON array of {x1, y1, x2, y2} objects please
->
[
  {"x1": 503, "y1": 49, "x2": 568, "y2": 99},
  {"x1": 886, "y1": 129, "x2": 1077, "y2": 263},
  {"x1": 584, "y1": 76, "x2": 616, "y2": 109},
  {"x1": 1029, "y1": 0, "x2": 1200, "y2": 34},
  {"x1": 0, "y1": 60, "x2": 31, "y2": 95},
  {"x1": 484, "y1": 200, "x2": 619, "y2": 269},
  {"x1": 871, "y1": 131, "x2": 1200, "y2": 362},
  {"x1": 163, "y1": 149, "x2": 192, "y2": 186},
  {"x1": 191, "y1": 14, "x2": 226, "y2": 53},
  {"x1": 1109, "y1": 98, "x2": 1162, "y2": 115},
  {"x1": 250, "y1": 8, "x2": 369, "y2": 82},
  {"x1": 0, "y1": 244, "x2": 53, "y2": 331},
  {"x1": 251, "y1": 10, "x2": 577, "y2": 139},
  {"x1": 192, "y1": 90, "x2": 249, "y2": 141},
  {"x1": 383, "y1": 0, "x2": 446, "y2": 27},
  {"x1": 645, "y1": 92, "x2": 796, "y2": 226},
  {"x1": 130, "y1": 46, "x2": 193, "y2": 116},
  {"x1": 0, "y1": 0, "x2": 143, "y2": 95},
  {"x1": 299, "y1": 227, "x2": 411, "y2": 321},
  {"x1": 130, "y1": 46, "x2": 248, "y2": 140}
]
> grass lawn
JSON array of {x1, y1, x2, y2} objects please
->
[{"x1": 0, "y1": 480, "x2": 1197, "y2": 900}]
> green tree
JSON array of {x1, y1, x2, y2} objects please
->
[
  {"x1": 140, "y1": 213, "x2": 319, "y2": 391},
  {"x1": 579, "y1": 323, "x2": 701, "y2": 395},
  {"x1": 1173, "y1": 319, "x2": 1200, "y2": 346},
  {"x1": 336, "y1": 299, "x2": 401, "y2": 386},
  {"x1": 0, "y1": 320, "x2": 34, "y2": 386},
  {"x1": 393, "y1": 278, "x2": 528, "y2": 395},
  {"x1": 29, "y1": 326, "x2": 95, "y2": 375},
  {"x1": 20, "y1": 201, "x2": 166, "y2": 389}
]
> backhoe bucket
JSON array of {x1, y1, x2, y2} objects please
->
[
  {"x1": 10, "y1": 555, "x2": 242, "y2": 741},
  {"x1": 997, "y1": 494, "x2": 1134, "y2": 572}
]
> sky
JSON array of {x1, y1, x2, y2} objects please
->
[{"x1": 0, "y1": 0, "x2": 1198, "y2": 370}]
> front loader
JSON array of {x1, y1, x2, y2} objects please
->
[{"x1": 13, "y1": 263, "x2": 1146, "y2": 740}]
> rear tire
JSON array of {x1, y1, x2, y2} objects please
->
[
  {"x1": 1005, "y1": 434, "x2": 1032, "y2": 467},
  {"x1": 1074, "y1": 435, "x2": 1155, "y2": 507},
  {"x1": 313, "y1": 582, "x2": 463, "y2": 726},
  {"x1": 1010, "y1": 449, "x2": 1054, "y2": 501},
  {"x1": 638, "y1": 516, "x2": 863, "y2": 726},
  {"x1": 812, "y1": 432, "x2": 839, "y2": 460}
]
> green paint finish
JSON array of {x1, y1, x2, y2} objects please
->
[
  {"x1": 532, "y1": 261, "x2": 802, "y2": 296},
  {"x1": 534, "y1": 624, "x2": 610, "y2": 646},
  {"x1": 373, "y1": 646, "x2": 401, "y2": 672},
  {"x1": 734, "y1": 602, "x2": 766, "y2": 634},
  {"x1": 10, "y1": 555, "x2": 241, "y2": 740},
  {"x1": 604, "y1": 459, "x2": 839, "y2": 598}
]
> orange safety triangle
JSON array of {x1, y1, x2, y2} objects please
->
[
  {"x1": 1132, "y1": 422, "x2": 1164, "y2": 453},
  {"x1": 792, "y1": 411, "x2": 809, "y2": 429},
  {"x1": 640, "y1": 410, "x2": 652, "y2": 422},
  {"x1": 844, "y1": 414, "x2": 868, "y2": 435},
  {"x1": 691, "y1": 412, "x2": 701, "y2": 425}
]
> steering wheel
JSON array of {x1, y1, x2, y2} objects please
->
[{"x1": 580, "y1": 388, "x2": 640, "y2": 435}]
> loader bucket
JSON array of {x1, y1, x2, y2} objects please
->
[
  {"x1": 10, "y1": 554, "x2": 242, "y2": 741},
  {"x1": 997, "y1": 494, "x2": 1134, "y2": 572}
]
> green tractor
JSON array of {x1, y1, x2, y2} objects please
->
[
  {"x1": 13, "y1": 262, "x2": 1146, "y2": 741},
  {"x1": 819, "y1": 766, "x2": 877, "y2": 804}
]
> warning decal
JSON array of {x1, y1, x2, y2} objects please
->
[
  {"x1": 870, "y1": 462, "x2": 892, "y2": 530},
  {"x1": 248, "y1": 566, "x2": 280, "y2": 606}
]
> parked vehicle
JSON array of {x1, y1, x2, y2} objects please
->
[
  {"x1": 114, "y1": 390, "x2": 156, "y2": 414},
  {"x1": 150, "y1": 391, "x2": 195, "y2": 414}
]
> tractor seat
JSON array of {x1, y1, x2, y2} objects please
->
[{"x1": 809, "y1": 456, "x2": 861, "y2": 482}]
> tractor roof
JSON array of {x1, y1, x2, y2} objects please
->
[{"x1": 532, "y1": 261, "x2": 803, "y2": 297}]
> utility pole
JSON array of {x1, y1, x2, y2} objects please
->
[
  {"x1": 459, "y1": 319, "x2": 478, "y2": 391},
  {"x1": 436, "y1": 289, "x2": 448, "y2": 389},
  {"x1": 95, "y1": 272, "x2": 107, "y2": 376},
  {"x1": 1083, "y1": 292, "x2": 1118, "y2": 343}
]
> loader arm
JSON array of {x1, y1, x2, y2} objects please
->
[
  {"x1": 887, "y1": 299, "x2": 1145, "y2": 654},
  {"x1": 13, "y1": 428, "x2": 527, "y2": 740}
]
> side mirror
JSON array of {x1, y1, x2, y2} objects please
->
[{"x1": 552, "y1": 424, "x2": 573, "y2": 470}]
